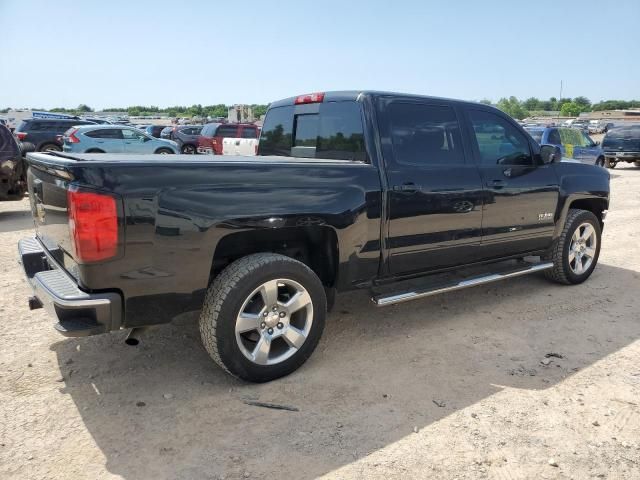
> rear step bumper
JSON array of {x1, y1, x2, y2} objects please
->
[
  {"x1": 373, "y1": 262, "x2": 553, "y2": 306},
  {"x1": 18, "y1": 237, "x2": 122, "y2": 337}
]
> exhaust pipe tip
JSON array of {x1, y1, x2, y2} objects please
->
[
  {"x1": 28, "y1": 296, "x2": 43, "y2": 310},
  {"x1": 125, "y1": 327, "x2": 146, "y2": 346}
]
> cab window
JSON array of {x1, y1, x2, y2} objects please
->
[{"x1": 469, "y1": 110, "x2": 533, "y2": 166}]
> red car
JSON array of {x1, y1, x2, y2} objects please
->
[{"x1": 197, "y1": 123, "x2": 259, "y2": 155}]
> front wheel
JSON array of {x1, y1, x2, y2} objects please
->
[
  {"x1": 605, "y1": 158, "x2": 617, "y2": 169},
  {"x1": 596, "y1": 156, "x2": 605, "y2": 167},
  {"x1": 544, "y1": 209, "x2": 601, "y2": 285},
  {"x1": 199, "y1": 253, "x2": 327, "y2": 382},
  {"x1": 155, "y1": 148, "x2": 173, "y2": 154}
]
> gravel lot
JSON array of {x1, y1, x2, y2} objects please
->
[{"x1": 1, "y1": 164, "x2": 639, "y2": 480}]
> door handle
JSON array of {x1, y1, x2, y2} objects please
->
[
  {"x1": 392, "y1": 183, "x2": 421, "y2": 193},
  {"x1": 488, "y1": 179, "x2": 506, "y2": 189}
]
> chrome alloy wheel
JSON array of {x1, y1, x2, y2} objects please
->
[
  {"x1": 235, "y1": 278, "x2": 313, "y2": 366},
  {"x1": 569, "y1": 222, "x2": 597, "y2": 275}
]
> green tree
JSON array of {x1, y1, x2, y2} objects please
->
[
  {"x1": 0, "y1": 108, "x2": 9, "y2": 113},
  {"x1": 523, "y1": 97, "x2": 542, "y2": 111},
  {"x1": 573, "y1": 96, "x2": 591, "y2": 109},
  {"x1": 77, "y1": 104, "x2": 93, "y2": 112},
  {"x1": 559, "y1": 102, "x2": 585, "y2": 117},
  {"x1": 478, "y1": 98, "x2": 493, "y2": 105},
  {"x1": 496, "y1": 96, "x2": 529, "y2": 120}
]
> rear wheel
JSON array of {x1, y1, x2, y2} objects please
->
[
  {"x1": 605, "y1": 158, "x2": 617, "y2": 169},
  {"x1": 85, "y1": 149, "x2": 105, "y2": 153},
  {"x1": 40, "y1": 143, "x2": 61, "y2": 152},
  {"x1": 544, "y1": 209, "x2": 601, "y2": 285},
  {"x1": 181, "y1": 144, "x2": 196, "y2": 154},
  {"x1": 199, "y1": 253, "x2": 327, "y2": 382}
]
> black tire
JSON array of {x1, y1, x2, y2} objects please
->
[
  {"x1": 199, "y1": 253, "x2": 327, "y2": 382},
  {"x1": 596, "y1": 156, "x2": 605, "y2": 167},
  {"x1": 39, "y1": 143, "x2": 61, "y2": 152},
  {"x1": 634, "y1": 161, "x2": 640, "y2": 167},
  {"x1": 85, "y1": 149, "x2": 105, "y2": 153},
  {"x1": 543, "y1": 209, "x2": 601, "y2": 285},
  {"x1": 605, "y1": 157, "x2": 617, "y2": 169},
  {"x1": 155, "y1": 148, "x2": 173, "y2": 154},
  {"x1": 181, "y1": 144, "x2": 196, "y2": 154}
]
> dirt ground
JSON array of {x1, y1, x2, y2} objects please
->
[{"x1": 1, "y1": 164, "x2": 639, "y2": 480}]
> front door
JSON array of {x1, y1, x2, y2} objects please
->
[
  {"x1": 465, "y1": 108, "x2": 559, "y2": 258},
  {"x1": 379, "y1": 99, "x2": 485, "y2": 275},
  {"x1": 121, "y1": 128, "x2": 149, "y2": 153}
]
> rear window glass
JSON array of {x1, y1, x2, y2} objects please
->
[
  {"x1": 259, "y1": 101, "x2": 366, "y2": 161},
  {"x1": 605, "y1": 126, "x2": 640, "y2": 139}
]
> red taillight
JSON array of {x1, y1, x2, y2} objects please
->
[
  {"x1": 212, "y1": 138, "x2": 217, "y2": 145},
  {"x1": 15, "y1": 132, "x2": 27, "y2": 141},
  {"x1": 67, "y1": 129, "x2": 80, "y2": 143},
  {"x1": 67, "y1": 188, "x2": 118, "y2": 262},
  {"x1": 294, "y1": 92, "x2": 325, "y2": 105}
]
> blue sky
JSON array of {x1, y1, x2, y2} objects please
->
[{"x1": 1, "y1": 0, "x2": 638, "y2": 109}]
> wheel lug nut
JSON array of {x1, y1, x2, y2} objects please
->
[
  {"x1": 268, "y1": 328, "x2": 274, "y2": 335},
  {"x1": 279, "y1": 311, "x2": 286, "y2": 318},
  {"x1": 260, "y1": 322, "x2": 266, "y2": 329},
  {"x1": 263, "y1": 312, "x2": 268, "y2": 317},
  {"x1": 272, "y1": 306, "x2": 278, "y2": 312},
  {"x1": 277, "y1": 322, "x2": 283, "y2": 329}
]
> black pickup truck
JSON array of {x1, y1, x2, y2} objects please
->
[{"x1": 19, "y1": 91, "x2": 610, "y2": 382}]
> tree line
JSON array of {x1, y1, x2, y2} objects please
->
[
  {"x1": 481, "y1": 97, "x2": 640, "y2": 120},
  {"x1": 2, "y1": 98, "x2": 639, "y2": 120},
  {"x1": 0, "y1": 104, "x2": 269, "y2": 119}
]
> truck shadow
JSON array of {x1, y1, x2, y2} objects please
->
[
  {"x1": 50, "y1": 262, "x2": 640, "y2": 480},
  {"x1": 0, "y1": 208, "x2": 34, "y2": 233}
]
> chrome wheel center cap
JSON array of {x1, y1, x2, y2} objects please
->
[{"x1": 265, "y1": 312, "x2": 280, "y2": 328}]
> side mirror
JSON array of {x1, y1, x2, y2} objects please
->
[{"x1": 540, "y1": 144, "x2": 562, "y2": 164}]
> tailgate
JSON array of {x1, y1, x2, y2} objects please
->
[{"x1": 26, "y1": 158, "x2": 78, "y2": 275}]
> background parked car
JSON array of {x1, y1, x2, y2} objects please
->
[
  {"x1": 525, "y1": 126, "x2": 605, "y2": 166},
  {"x1": 197, "y1": 123, "x2": 259, "y2": 155},
  {"x1": 602, "y1": 125, "x2": 640, "y2": 169},
  {"x1": 82, "y1": 117, "x2": 112, "y2": 125},
  {"x1": 14, "y1": 118, "x2": 97, "y2": 151},
  {"x1": 144, "y1": 125, "x2": 166, "y2": 138},
  {"x1": 62, "y1": 125, "x2": 179, "y2": 154},
  {"x1": 172, "y1": 125, "x2": 202, "y2": 154},
  {"x1": 160, "y1": 126, "x2": 174, "y2": 140},
  {"x1": 0, "y1": 124, "x2": 27, "y2": 200}
]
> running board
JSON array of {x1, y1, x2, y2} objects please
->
[{"x1": 372, "y1": 262, "x2": 554, "y2": 307}]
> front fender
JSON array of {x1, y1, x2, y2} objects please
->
[{"x1": 553, "y1": 164, "x2": 610, "y2": 239}]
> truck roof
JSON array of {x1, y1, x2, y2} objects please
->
[{"x1": 268, "y1": 90, "x2": 490, "y2": 109}]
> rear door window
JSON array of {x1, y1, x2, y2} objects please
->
[
  {"x1": 215, "y1": 125, "x2": 239, "y2": 138},
  {"x1": 259, "y1": 101, "x2": 366, "y2": 161},
  {"x1": 85, "y1": 128, "x2": 123, "y2": 139}
]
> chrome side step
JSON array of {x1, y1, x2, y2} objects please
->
[{"x1": 372, "y1": 262, "x2": 554, "y2": 307}]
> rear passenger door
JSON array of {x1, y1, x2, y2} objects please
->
[
  {"x1": 84, "y1": 128, "x2": 124, "y2": 152},
  {"x1": 378, "y1": 99, "x2": 485, "y2": 274},
  {"x1": 465, "y1": 109, "x2": 559, "y2": 257}
]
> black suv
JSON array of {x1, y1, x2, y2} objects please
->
[
  {"x1": 172, "y1": 125, "x2": 203, "y2": 154},
  {"x1": 15, "y1": 118, "x2": 96, "y2": 152},
  {"x1": 602, "y1": 125, "x2": 640, "y2": 168}
]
